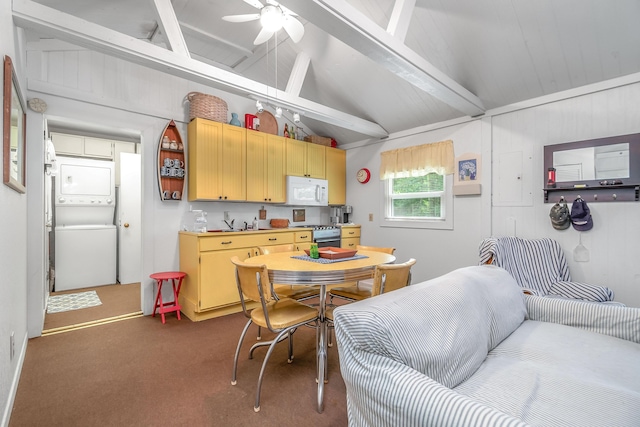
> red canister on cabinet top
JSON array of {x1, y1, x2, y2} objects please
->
[{"x1": 245, "y1": 114, "x2": 257, "y2": 130}]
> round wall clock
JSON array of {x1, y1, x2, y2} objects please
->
[{"x1": 356, "y1": 168, "x2": 371, "y2": 184}]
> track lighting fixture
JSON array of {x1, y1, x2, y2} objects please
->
[
  {"x1": 256, "y1": 100, "x2": 264, "y2": 113},
  {"x1": 275, "y1": 106, "x2": 282, "y2": 118},
  {"x1": 293, "y1": 112, "x2": 301, "y2": 123}
]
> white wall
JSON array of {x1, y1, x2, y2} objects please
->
[
  {"x1": 346, "y1": 79, "x2": 640, "y2": 308},
  {"x1": 344, "y1": 118, "x2": 493, "y2": 283},
  {"x1": 24, "y1": 46, "x2": 333, "y2": 318},
  {"x1": 1, "y1": 4, "x2": 28, "y2": 426},
  {"x1": 491, "y1": 82, "x2": 640, "y2": 307}
]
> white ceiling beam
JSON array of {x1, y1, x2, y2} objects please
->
[
  {"x1": 151, "y1": 0, "x2": 190, "y2": 57},
  {"x1": 285, "y1": 52, "x2": 310, "y2": 97},
  {"x1": 278, "y1": 0, "x2": 485, "y2": 116},
  {"x1": 387, "y1": 0, "x2": 415, "y2": 42},
  {"x1": 12, "y1": 0, "x2": 387, "y2": 138},
  {"x1": 179, "y1": 22, "x2": 254, "y2": 57}
]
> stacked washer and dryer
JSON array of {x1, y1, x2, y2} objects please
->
[{"x1": 54, "y1": 156, "x2": 117, "y2": 291}]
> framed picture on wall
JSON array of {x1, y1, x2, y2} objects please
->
[
  {"x1": 3, "y1": 55, "x2": 26, "y2": 193},
  {"x1": 454, "y1": 152, "x2": 481, "y2": 195}
]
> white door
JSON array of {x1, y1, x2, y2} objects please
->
[{"x1": 118, "y1": 152, "x2": 142, "y2": 284}]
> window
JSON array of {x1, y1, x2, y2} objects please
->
[
  {"x1": 382, "y1": 173, "x2": 453, "y2": 230},
  {"x1": 379, "y1": 139, "x2": 454, "y2": 230},
  {"x1": 388, "y1": 173, "x2": 444, "y2": 218}
]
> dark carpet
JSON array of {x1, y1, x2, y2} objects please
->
[{"x1": 10, "y1": 306, "x2": 348, "y2": 426}]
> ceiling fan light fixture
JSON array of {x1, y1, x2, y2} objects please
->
[
  {"x1": 256, "y1": 100, "x2": 264, "y2": 113},
  {"x1": 260, "y1": 5, "x2": 284, "y2": 32}
]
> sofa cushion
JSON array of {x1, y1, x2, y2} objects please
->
[
  {"x1": 454, "y1": 320, "x2": 640, "y2": 426},
  {"x1": 333, "y1": 265, "x2": 526, "y2": 388}
]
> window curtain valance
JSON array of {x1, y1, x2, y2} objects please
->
[{"x1": 380, "y1": 140, "x2": 454, "y2": 180}]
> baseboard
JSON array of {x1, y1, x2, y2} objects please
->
[{"x1": 1, "y1": 333, "x2": 28, "y2": 427}]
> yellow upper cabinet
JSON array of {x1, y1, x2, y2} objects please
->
[
  {"x1": 286, "y1": 139, "x2": 326, "y2": 179},
  {"x1": 188, "y1": 118, "x2": 246, "y2": 201},
  {"x1": 326, "y1": 147, "x2": 347, "y2": 205},
  {"x1": 246, "y1": 131, "x2": 286, "y2": 203}
]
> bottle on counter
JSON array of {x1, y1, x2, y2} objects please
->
[
  {"x1": 310, "y1": 243, "x2": 320, "y2": 259},
  {"x1": 252, "y1": 217, "x2": 259, "y2": 230}
]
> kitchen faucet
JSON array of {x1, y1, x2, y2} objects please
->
[{"x1": 224, "y1": 219, "x2": 235, "y2": 230}]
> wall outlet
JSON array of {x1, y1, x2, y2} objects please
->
[
  {"x1": 10, "y1": 331, "x2": 15, "y2": 361},
  {"x1": 224, "y1": 211, "x2": 230, "y2": 221},
  {"x1": 369, "y1": 213, "x2": 374, "y2": 221}
]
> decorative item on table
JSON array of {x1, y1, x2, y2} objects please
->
[
  {"x1": 186, "y1": 92, "x2": 227, "y2": 123},
  {"x1": 270, "y1": 218, "x2": 290, "y2": 228},
  {"x1": 304, "y1": 247, "x2": 358, "y2": 260},
  {"x1": 309, "y1": 243, "x2": 320, "y2": 259},
  {"x1": 229, "y1": 112, "x2": 241, "y2": 127},
  {"x1": 304, "y1": 135, "x2": 332, "y2": 146}
]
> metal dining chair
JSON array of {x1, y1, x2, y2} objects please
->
[
  {"x1": 230, "y1": 256, "x2": 319, "y2": 412},
  {"x1": 257, "y1": 244, "x2": 321, "y2": 301},
  {"x1": 327, "y1": 258, "x2": 416, "y2": 348},
  {"x1": 328, "y1": 245, "x2": 396, "y2": 303}
]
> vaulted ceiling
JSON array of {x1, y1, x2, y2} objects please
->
[{"x1": 14, "y1": 0, "x2": 640, "y2": 146}]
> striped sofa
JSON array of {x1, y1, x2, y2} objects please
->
[
  {"x1": 333, "y1": 265, "x2": 640, "y2": 427},
  {"x1": 479, "y1": 236, "x2": 616, "y2": 302}
]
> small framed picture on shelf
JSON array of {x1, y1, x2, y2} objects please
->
[{"x1": 453, "y1": 152, "x2": 482, "y2": 196}]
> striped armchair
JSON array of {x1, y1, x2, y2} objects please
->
[{"x1": 479, "y1": 236, "x2": 616, "y2": 303}]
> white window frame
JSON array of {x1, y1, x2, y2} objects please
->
[{"x1": 380, "y1": 174, "x2": 453, "y2": 230}]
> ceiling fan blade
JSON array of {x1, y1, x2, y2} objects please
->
[
  {"x1": 243, "y1": 0, "x2": 264, "y2": 9},
  {"x1": 273, "y1": 2, "x2": 298, "y2": 17},
  {"x1": 253, "y1": 27, "x2": 274, "y2": 45},
  {"x1": 282, "y1": 16, "x2": 304, "y2": 43},
  {"x1": 222, "y1": 13, "x2": 260, "y2": 23}
]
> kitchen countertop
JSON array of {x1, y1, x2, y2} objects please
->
[{"x1": 179, "y1": 227, "x2": 313, "y2": 236}]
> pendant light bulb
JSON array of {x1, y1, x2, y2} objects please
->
[
  {"x1": 256, "y1": 100, "x2": 264, "y2": 113},
  {"x1": 275, "y1": 106, "x2": 282, "y2": 118},
  {"x1": 293, "y1": 112, "x2": 301, "y2": 123}
]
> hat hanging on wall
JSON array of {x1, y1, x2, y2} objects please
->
[
  {"x1": 570, "y1": 197, "x2": 593, "y2": 231},
  {"x1": 549, "y1": 201, "x2": 570, "y2": 230}
]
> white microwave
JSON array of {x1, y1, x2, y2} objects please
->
[{"x1": 285, "y1": 176, "x2": 329, "y2": 206}]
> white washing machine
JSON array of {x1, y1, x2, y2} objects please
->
[
  {"x1": 55, "y1": 225, "x2": 117, "y2": 291},
  {"x1": 54, "y1": 156, "x2": 117, "y2": 291}
]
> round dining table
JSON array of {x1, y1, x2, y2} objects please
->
[{"x1": 244, "y1": 249, "x2": 396, "y2": 413}]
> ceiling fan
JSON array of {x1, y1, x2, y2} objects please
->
[{"x1": 222, "y1": 0, "x2": 304, "y2": 45}]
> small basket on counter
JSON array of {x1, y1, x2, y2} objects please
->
[
  {"x1": 270, "y1": 218, "x2": 290, "y2": 228},
  {"x1": 186, "y1": 92, "x2": 228, "y2": 123}
]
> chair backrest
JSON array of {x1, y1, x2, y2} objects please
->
[
  {"x1": 478, "y1": 237, "x2": 570, "y2": 295},
  {"x1": 230, "y1": 256, "x2": 274, "y2": 317},
  {"x1": 356, "y1": 245, "x2": 396, "y2": 255},
  {"x1": 258, "y1": 244, "x2": 295, "y2": 255},
  {"x1": 371, "y1": 258, "x2": 416, "y2": 296}
]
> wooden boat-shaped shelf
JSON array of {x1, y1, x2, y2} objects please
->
[{"x1": 158, "y1": 120, "x2": 185, "y2": 201}]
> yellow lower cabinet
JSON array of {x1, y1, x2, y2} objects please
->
[
  {"x1": 341, "y1": 237, "x2": 360, "y2": 249},
  {"x1": 199, "y1": 248, "x2": 253, "y2": 310},
  {"x1": 294, "y1": 229, "x2": 313, "y2": 251}
]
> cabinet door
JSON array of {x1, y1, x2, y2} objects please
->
[
  {"x1": 286, "y1": 139, "x2": 307, "y2": 177},
  {"x1": 266, "y1": 135, "x2": 286, "y2": 202},
  {"x1": 306, "y1": 144, "x2": 326, "y2": 179},
  {"x1": 246, "y1": 131, "x2": 268, "y2": 202},
  {"x1": 341, "y1": 237, "x2": 360, "y2": 249},
  {"x1": 199, "y1": 248, "x2": 253, "y2": 310},
  {"x1": 221, "y1": 124, "x2": 246, "y2": 201},
  {"x1": 84, "y1": 137, "x2": 114, "y2": 158},
  {"x1": 51, "y1": 133, "x2": 83, "y2": 156},
  {"x1": 188, "y1": 118, "x2": 222, "y2": 200},
  {"x1": 326, "y1": 147, "x2": 346, "y2": 205}
]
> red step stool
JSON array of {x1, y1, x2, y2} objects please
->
[{"x1": 150, "y1": 271, "x2": 186, "y2": 324}]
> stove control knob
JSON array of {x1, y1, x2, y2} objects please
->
[
  {"x1": 58, "y1": 197, "x2": 65, "y2": 203},
  {"x1": 106, "y1": 199, "x2": 113, "y2": 204}
]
